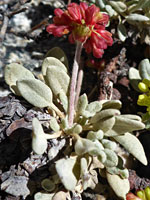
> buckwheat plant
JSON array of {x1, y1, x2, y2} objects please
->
[{"x1": 5, "y1": 2, "x2": 147, "y2": 200}]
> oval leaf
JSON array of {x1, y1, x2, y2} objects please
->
[
  {"x1": 138, "y1": 59, "x2": 150, "y2": 80},
  {"x1": 45, "y1": 47, "x2": 68, "y2": 68},
  {"x1": 45, "y1": 66, "x2": 70, "y2": 96},
  {"x1": 103, "y1": 149, "x2": 118, "y2": 167},
  {"x1": 129, "y1": 67, "x2": 141, "y2": 92},
  {"x1": 109, "y1": 1, "x2": 127, "y2": 13},
  {"x1": 32, "y1": 118, "x2": 47, "y2": 155},
  {"x1": 114, "y1": 132, "x2": 147, "y2": 165},
  {"x1": 55, "y1": 157, "x2": 78, "y2": 191},
  {"x1": 117, "y1": 23, "x2": 127, "y2": 42},
  {"x1": 126, "y1": 14, "x2": 150, "y2": 23},
  {"x1": 42, "y1": 57, "x2": 67, "y2": 76},
  {"x1": 17, "y1": 78, "x2": 53, "y2": 108},
  {"x1": 106, "y1": 173, "x2": 130, "y2": 199},
  {"x1": 4, "y1": 63, "x2": 35, "y2": 95}
]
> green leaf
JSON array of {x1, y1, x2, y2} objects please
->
[
  {"x1": 109, "y1": 1, "x2": 127, "y2": 13},
  {"x1": 34, "y1": 192, "x2": 54, "y2": 200},
  {"x1": 45, "y1": 66, "x2": 70, "y2": 96},
  {"x1": 128, "y1": 67, "x2": 141, "y2": 92},
  {"x1": 17, "y1": 78, "x2": 53, "y2": 108},
  {"x1": 126, "y1": 14, "x2": 150, "y2": 24},
  {"x1": 87, "y1": 130, "x2": 104, "y2": 141},
  {"x1": 106, "y1": 157, "x2": 129, "y2": 179},
  {"x1": 105, "y1": 5, "x2": 117, "y2": 17},
  {"x1": 4, "y1": 63, "x2": 35, "y2": 95},
  {"x1": 101, "y1": 100, "x2": 122, "y2": 110},
  {"x1": 58, "y1": 91, "x2": 68, "y2": 113},
  {"x1": 114, "y1": 132, "x2": 147, "y2": 165},
  {"x1": 76, "y1": 94, "x2": 88, "y2": 115},
  {"x1": 101, "y1": 139, "x2": 117, "y2": 151},
  {"x1": 105, "y1": 115, "x2": 145, "y2": 136},
  {"x1": 90, "y1": 109, "x2": 120, "y2": 124},
  {"x1": 103, "y1": 149, "x2": 118, "y2": 167},
  {"x1": 41, "y1": 179, "x2": 55, "y2": 192},
  {"x1": 55, "y1": 157, "x2": 78, "y2": 191},
  {"x1": 106, "y1": 173, "x2": 130, "y2": 199},
  {"x1": 138, "y1": 59, "x2": 150, "y2": 80},
  {"x1": 32, "y1": 118, "x2": 48, "y2": 155},
  {"x1": 117, "y1": 23, "x2": 127, "y2": 42},
  {"x1": 49, "y1": 117, "x2": 60, "y2": 132},
  {"x1": 75, "y1": 137, "x2": 98, "y2": 155},
  {"x1": 94, "y1": 116, "x2": 116, "y2": 132},
  {"x1": 83, "y1": 101, "x2": 103, "y2": 118},
  {"x1": 45, "y1": 47, "x2": 68, "y2": 68},
  {"x1": 96, "y1": 0, "x2": 107, "y2": 9},
  {"x1": 42, "y1": 57, "x2": 67, "y2": 76}
]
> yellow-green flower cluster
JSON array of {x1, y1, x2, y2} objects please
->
[
  {"x1": 136, "y1": 186, "x2": 150, "y2": 200},
  {"x1": 137, "y1": 79, "x2": 150, "y2": 113}
]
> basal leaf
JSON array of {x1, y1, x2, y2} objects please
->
[
  {"x1": 117, "y1": 23, "x2": 127, "y2": 42},
  {"x1": 103, "y1": 149, "x2": 118, "y2": 167},
  {"x1": 45, "y1": 66, "x2": 70, "y2": 96},
  {"x1": 109, "y1": 1, "x2": 127, "y2": 13},
  {"x1": 45, "y1": 47, "x2": 68, "y2": 68},
  {"x1": 128, "y1": 67, "x2": 141, "y2": 92},
  {"x1": 17, "y1": 78, "x2": 53, "y2": 108},
  {"x1": 42, "y1": 57, "x2": 67, "y2": 76},
  {"x1": 138, "y1": 59, "x2": 150, "y2": 80},
  {"x1": 4, "y1": 63, "x2": 35, "y2": 95},
  {"x1": 106, "y1": 173, "x2": 130, "y2": 199},
  {"x1": 32, "y1": 118, "x2": 47, "y2": 155},
  {"x1": 114, "y1": 132, "x2": 147, "y2": 165},
  {"x1": 55, "y1": 157, "x2": 78, "y2": 191}
]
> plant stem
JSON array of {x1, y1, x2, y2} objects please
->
[
  {"x1": 68, "y1": 41, "x2": 83, "y2": 127},
  {"x1": 74, "y1": 68, "x2": 83, "y2": 109}
]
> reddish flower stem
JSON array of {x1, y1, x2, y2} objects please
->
[
  {"x1": 68, "y1": 41, "x2": 83, "y2": 127},
  {"x1": 75, "y1": 68, "x2": 83, "y2": 109}
]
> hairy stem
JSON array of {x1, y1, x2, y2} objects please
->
[
  {"x1": 75, "y1": 68, "x2": 83, "y2": 109},
  {"x1": 68, "y1": 41, "x2": 83, "y2": 126}
]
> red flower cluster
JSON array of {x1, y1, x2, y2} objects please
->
[{"x1": 46, "y1": 2, "x2": 113, "y2": 58}]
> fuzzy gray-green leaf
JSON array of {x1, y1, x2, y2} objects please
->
[
  {"x1": 106, "y1": 173, "x2": 130, "y2": 199},
  {"x1": 114, "y1": 132, "x2": 147, "y2": 165},
  {"x1": 90, "y1": 109, "x2": 120, "y2": 124},
  {"x1": 104, "y1": 149, "x2": 118, "y2": 167},
  {"x1": 126, "y1": 14, "x2": 150, "y2": 24},
  {"x1": 117, "y1": 23, "x2": 127, "y2": 42},
  {"x1": 42, "y1": 57, "x2": 67, "y2": 76},
  {"x1": 58, "y1": 91, "x2": 68, "y2": 113},
  {"x1": 101, "y1": 100, "x2": 122, "y2": 110},
  {"x1": 55, "y1": 157, "x2": 78, "y2": 191},
  {"x1": 94, "y1": 116, "x2": 116, "y2": 132},
  {"x1": 46, "y1": 66, "x2": 70, "y2": 96},
  {"x1": 109, "y1": 1, "x2": 127, "y2": 13},
  {"x1": 139, "y1": 59, "x2": 150, "y2": 80},
  {"x1": 75, "y1": 138, "x2": 97, "y2": 155},
  {"x1": 76, "y1": 94, "x2": 88, "y2": 115},
  {"x1": 17, "y1": 78, "x2": 53, "y2": 108},
  {"x1": 4, "y1": 63, "x2": 35, "y2": 95},
  {"x1": 45, "y1": 47, "x2": 68, "y2": 68},
  {"x1": 87, "y1": 130, "x2": 104, "y2": 141},
  {"x1": 101, "y1": 139, "x2": 117, "y2": 151},
  {"x1": 49, "y1": 117, "x2": 60, "y2": 132},
  {"x1": 32, "y1": 118, "x2": 47, "y2": 155},
  {"x1": 83, "y1": 101, "x2": 102, "y2": 118},
  {"x1": 129, "y1": 67, "x2": 141, "y2": 92},
  {"x1": 112, "y1": 115, "x2": 145, "y2": 134}
]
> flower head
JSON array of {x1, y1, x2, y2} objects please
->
[{"x1": 46, "y1": 2, "x2": 113, "y2": 58}]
